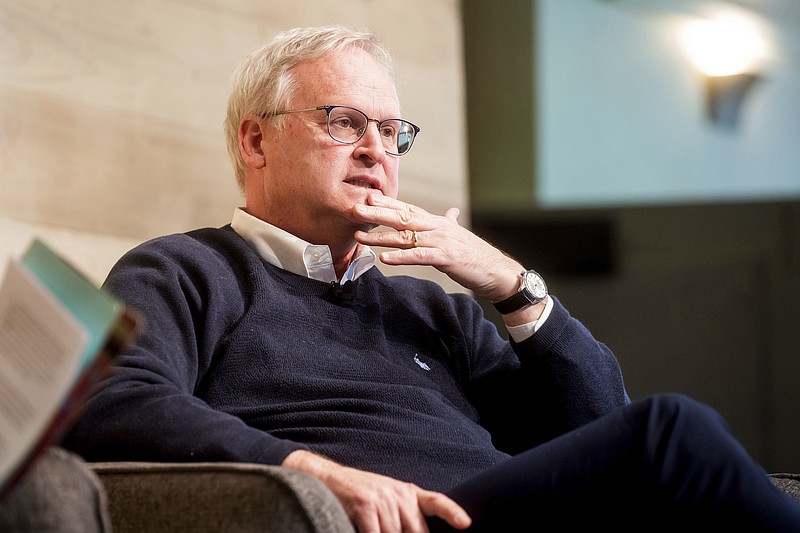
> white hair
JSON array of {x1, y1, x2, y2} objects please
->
[{"x1": 224, "y1": 26, "x2": 396, "y2": 191}]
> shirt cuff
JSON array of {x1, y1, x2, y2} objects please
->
[{"x1": 505, "y1": 296, "x2": 554, "y2": 343}]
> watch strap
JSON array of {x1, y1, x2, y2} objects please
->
[
  {"x1": 492, "y1": 289, "x2": 532, "y2": 315},
  {"x1": 492, "y1": 270, "x2": 547, "y2": 315}
]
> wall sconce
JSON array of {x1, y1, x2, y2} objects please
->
[
  {"x1": 682, "y1": 15, "x2": 765, "y2": 129},
  {"x1": 703, "y1": 72, "x2": 760, "y2": 128}
]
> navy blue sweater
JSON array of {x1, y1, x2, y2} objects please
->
[{"x1": 64, "y1": 225, "x2": 628, "y2": 492}]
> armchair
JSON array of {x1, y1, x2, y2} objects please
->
[
  {"x1": 90, "y1": 461, "x2": 355, "y2": 533},
  {"x1": 2, "y1": 448, "x2": 798, "y2": 532}
]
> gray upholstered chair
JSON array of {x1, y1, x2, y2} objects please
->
[
  {"x1": 0, "y1": 448, "x2": 112, "y2": 533},
  {"x1": 90, "y1": 461, "x2": 355, "y2": 533}
]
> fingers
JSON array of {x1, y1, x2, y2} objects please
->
[
  {"x1": 348, "y1": 487, "x2": 471, "y2": 533},
  {"x1": 351, "y1": 193, "x2": 523, "y2": 299},
  {"x1": 286, "y1": 452, "x2": 464, "y2": 533},
  {"x1": 352, "y1": 193, "x2": 433, "y2": 231},
  {"x1": 418, "y1": 491, "x2": 473, "y2": 530},
  {"x1": 356, "y1": 227, "x2": 420, "y2": 250},
  {"x1": 351, "y1": 194, "x2": 454, "y2": 253}
]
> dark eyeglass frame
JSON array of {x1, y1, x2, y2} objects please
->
[{"x1": 261, "y1": 105, "x2": 420, "y2": 156}]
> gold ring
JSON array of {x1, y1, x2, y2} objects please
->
[{"x1": 412, "y1": 230, "x2": 419, "y2": 247}]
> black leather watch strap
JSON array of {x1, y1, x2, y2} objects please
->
[
  {"x1": 492, "y1": 290, "x2": 531, "y2": 315},
  {"x1": 492, "y1": 270, "x2": 547, "y2": 315}
]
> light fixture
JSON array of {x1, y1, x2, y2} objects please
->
[{"x1": 681, "y1": 15, "x2": 765, "y2": 129}]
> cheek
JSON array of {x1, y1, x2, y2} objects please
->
[{"x1": 383, "y1": 161, "x2": 401, "y2": 198}]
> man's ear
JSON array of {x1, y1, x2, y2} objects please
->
[{"x1": 238, "y1": 118, "x2": 266, "y2": 169}]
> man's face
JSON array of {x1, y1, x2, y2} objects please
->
[{"x1": 248, "y1": 47, "x2": 402, "y2": 244}]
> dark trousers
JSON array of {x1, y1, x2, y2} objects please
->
[{"x1": 431, "y1": 394, "x2": 800, "y2": 532}]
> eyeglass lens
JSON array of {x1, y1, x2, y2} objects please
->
[{"x1": 327, "y1": 107, "x2": 416, "y2": 155}]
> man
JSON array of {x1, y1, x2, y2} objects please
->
[{"x1": 64, "y1": 26, "x2": 800, "y2": 532}]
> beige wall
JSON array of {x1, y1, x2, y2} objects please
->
[{"x1": 0, "y1": 0, "x2": 468, "y2": 292}]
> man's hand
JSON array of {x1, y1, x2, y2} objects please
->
[
  {"x1": 352, "y1": 193, "x2": 543, "y2": 305},
  {"x1": 283, "y1": 450, "x2": 471, "y2": 533}
]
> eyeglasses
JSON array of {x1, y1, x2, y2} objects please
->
[{"x1": 262, "y1": 105, "x2": 420, "y2": 156}]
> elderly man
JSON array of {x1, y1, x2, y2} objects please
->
[{"x1": 64, "y1": 26, "x2": 800, "y2": 532}]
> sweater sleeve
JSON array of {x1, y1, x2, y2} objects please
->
[
  {"x1": 62, "y1": 232, "x2": 308, "y2": 465},
  {"x1": 519, "y1": 297, "x2": 630, "y2": 417},
  {"x1": 458, "y1": 294, "x2": 629, "y2": 454}
]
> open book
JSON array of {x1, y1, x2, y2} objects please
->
[{"x1": 0, "y1": 239, "x2": 140, "y2": 499}]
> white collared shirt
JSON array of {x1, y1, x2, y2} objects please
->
[
  {"x1": 230, "y1": 207, "x2": 551, "y2": 342},
  {"x1": 231, "y1": 208, "x2": 375, "y2": 283}
]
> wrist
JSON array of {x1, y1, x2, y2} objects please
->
[
  {"x1": 492, "y1": 269, "x2": 548, "y2": 315},
  {"x1": 283, "y1": 450, "x2": 339, "y2": 477},
  {"x1": 501, "y1": 297, "x2": 547, "y2": 327},
  {"x1": 490, "y1": 271, "x2": 525, "y2": 303}
]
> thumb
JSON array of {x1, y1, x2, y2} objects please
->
[{"x1": 444, "y1": 207, "x2": 460, "y2": 222}]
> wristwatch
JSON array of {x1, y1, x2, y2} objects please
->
[{"x1": 492, "y1": 269, "x2": 548, "y2": 314}]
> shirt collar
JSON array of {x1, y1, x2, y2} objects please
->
[{"x1": 231, "y1": 207, "x2": 376, "y2": 283}]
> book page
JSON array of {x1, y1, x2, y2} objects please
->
[
  {"x1": 21, "y1": 239, "x2": 121, "y2": 372},
  {"x1": 0, "y1": 260, "x2": 87, "y2": 483}
]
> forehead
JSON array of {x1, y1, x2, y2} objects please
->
[{"x1": 290, "y1": 48, "x2": 399, "y2": 115}]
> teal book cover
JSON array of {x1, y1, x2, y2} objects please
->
[{"x1": 20, "y1": 239, "x2": 122, "y2": 372}]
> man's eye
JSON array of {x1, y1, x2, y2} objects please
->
[
  {"x1": 380, "y1": 126, "x2": 396, "y2": 138},
  {"x1": 332, "y1": 117, "x2": 355, "y2": 129}
]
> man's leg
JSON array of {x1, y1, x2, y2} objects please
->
[{"x1": 432, "y1": 393, "x2": 800, "y2": 532}]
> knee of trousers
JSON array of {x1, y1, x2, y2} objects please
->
[{"x1": 637, "y1": 392, "x2": 730, "y2": 443}]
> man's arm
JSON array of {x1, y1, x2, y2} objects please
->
[
  {"x1": 64, "y1": 233, "x2": 307, "y2": 465},
  {"x1": 353, "y1": 193, "x2": 629, "y2": 438}
]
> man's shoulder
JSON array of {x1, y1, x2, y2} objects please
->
[
  {"x1": 129, "y1": 225, "x2": 248, "y2": 260},
  {"x1": 109, "y1": 225, "x2": 259, "y2": 282}
]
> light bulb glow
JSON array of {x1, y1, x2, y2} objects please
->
[{"x1": 682, "y1": 17, "x2": 765, "y2": 76}]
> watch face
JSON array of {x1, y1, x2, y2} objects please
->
[{"x1": 523, "y1": 271, "x2": 547, "y2": 300}]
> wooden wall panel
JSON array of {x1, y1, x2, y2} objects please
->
[{"x1": 1, "y1": 86, "x2": 236, "y2": 236}]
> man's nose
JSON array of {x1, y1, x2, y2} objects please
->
[{"x1": 354, "y1": 120, "x2": 386, "y2": 160}]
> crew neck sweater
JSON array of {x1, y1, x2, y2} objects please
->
[{"x1": 64, "y1": 225, "x2": 628, "y2": 492}]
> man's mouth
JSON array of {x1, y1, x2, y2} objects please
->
[{"x1": 346, "y1": 180, "x2": 376, "y2": 189}]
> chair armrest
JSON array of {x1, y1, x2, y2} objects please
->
[
  {"x1": 770, "y1": 473, "x2": 800, "y2": 503},
  {"x1": 90, "y1": 461, "x2": 355, "y2": 533},
  {"x1": 1, "y1": 448, "x2": 112, "y2": 532}
]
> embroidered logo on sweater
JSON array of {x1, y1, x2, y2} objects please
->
[{"x1": 413, "y1": 353, "x2": 431, "y2": 371}]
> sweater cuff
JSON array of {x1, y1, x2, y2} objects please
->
[{"x1": 505, "y1": 296, "x2": 554, "y2": 343}]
